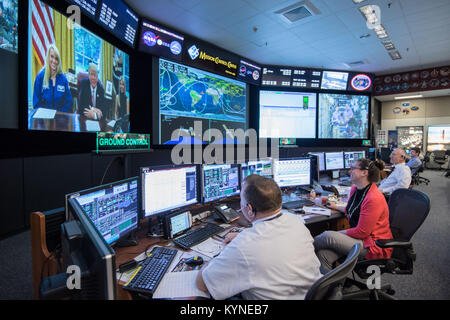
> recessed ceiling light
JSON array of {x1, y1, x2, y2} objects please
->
[
  {"x1": 353, "y1": 0, "x2": 367, "y2": 4},
  {"x1": 359, "y1": 5, "x2": 380, "y2": 26},
  {"x1": 394, "y1": 95, "x2": 423, "y2": 100},
  {"x1": 373, "y1": 24, "x2": 389, "y2": 39},
  {"x1": 382, "y1": 40, "x2": 396, "y2": 50},
  {"x1": 389, "y1": 50, "x2": 402, "y2": 60}
]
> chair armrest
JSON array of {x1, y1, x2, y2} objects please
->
[{"x1": 375, "y1": 239, "x2": 412, "y2": 248}]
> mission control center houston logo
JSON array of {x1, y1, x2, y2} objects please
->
[{"x1": 188, "y1": 44, "x2": 238, "y2": 74}]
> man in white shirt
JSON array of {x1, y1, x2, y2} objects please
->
[
  {"x1": 379, "y1": 148, "x2": 412, "y2": 194},
  {"x1": 195, "y1": 175, "x2": 322, "y2": 300}
]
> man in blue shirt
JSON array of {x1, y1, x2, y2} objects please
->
[{"x1": 407, "y1": 147, "x2": 422, "y2": 175}]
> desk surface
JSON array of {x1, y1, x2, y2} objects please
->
[{"x1": 29, "y1": 110, "x2": 113, "y2": 132}]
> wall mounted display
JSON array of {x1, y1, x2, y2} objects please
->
[
  {"x1": 374, "y1": 65, "x2": 450, "y2": 96},
  {"x1": 397, "y1": 126, "x2": 424, "y2": 151},
  {"x1": 388, "y1": 130, "x2": 398, "y2": 149},
  {"x1": 427, "y1": 125, "x2": 450, "y2": 151}
]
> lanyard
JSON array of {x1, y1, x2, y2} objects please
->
[{"x1": 347, "y1": 184, "x2": 371, "y2": 220}]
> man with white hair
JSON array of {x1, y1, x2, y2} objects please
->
[
  {"x1": 378, "y1": 148, "x2": 412, "y2": 194},
  {"x1": 78, "y1": 63, "x2": 106, "y2": 121}
]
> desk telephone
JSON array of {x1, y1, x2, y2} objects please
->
[{"x1": 214, "y1": 204, "x2": 240, "y2": 223}]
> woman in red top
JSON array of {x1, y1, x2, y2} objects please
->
[{"x1": 313, "y1": 159, "x2": 393, "y2": 274}]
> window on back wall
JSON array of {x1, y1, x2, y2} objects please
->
[{"x1": 74, "y1": 25, "x2": 102, "y2": 80}]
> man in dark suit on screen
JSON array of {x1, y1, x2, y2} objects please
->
[{"x1": 78, "y1": 63, "x2": 106, "y2": 120}]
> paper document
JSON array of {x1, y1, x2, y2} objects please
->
[
  {"x1": 33, "y1": 108, "x2": 56, "y2": 119},
  {"x1": 303, "y1": 206, "x2": 331, "y2": 216},
  {"x1": 191, "y1": 238, "x2": 225, "y2": 259},
  {"x1": 152, "y1": 270, "x2": 211, "y2": 299},
  {"x1": 85, "y1": 120, "x2": 101, "y2": 132}
]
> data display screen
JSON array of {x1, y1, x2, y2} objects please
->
[
  {"x1": 273, "y1": 158, "x2": 311, "y2": 188},
  {"x1": 325, "y1": 152, "x2": 344, "y2": 170},
  {"x1": 202, "y1": 164, "x2": 240, "y2": 203}
]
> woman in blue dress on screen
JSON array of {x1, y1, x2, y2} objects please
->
[{"x1": 33, "y1": 44, "x2": 73, "y2": 112}]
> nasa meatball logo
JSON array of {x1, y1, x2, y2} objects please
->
[
  {"x1": 143, "y1": 31, "x2": 157, "y2": 47},
  {"x1": 351, "y1": 74, "x2": 372, "y2": 91}
]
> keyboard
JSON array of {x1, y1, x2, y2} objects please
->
[
  {"x1": 282, "y1": 199, "x2": 315, "y2": 209},
  {"x1": 173, "y1": 223, "x2": 225, "y2": 249},
  {"x1": 123, "y1": 246, "x2": 178, "y2": 296}
]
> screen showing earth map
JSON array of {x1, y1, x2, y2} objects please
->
[
  {"x1": 158, "y1": 58, "x2": 247, "y2": 145},
  {"x1": 318, "y1": 93, "x2": 369, "y2": 139}
]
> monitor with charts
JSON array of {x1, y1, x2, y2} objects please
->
[
  {"x1": 273, "y1": 158, "x2": 311, "y2": 188},
  {"x1": 325, "y1": 152, "x2": 344, "y2": 170}
]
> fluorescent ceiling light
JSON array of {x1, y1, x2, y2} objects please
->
[
  {"x1": 353, "y1": 0, "x2": 366, "y2": 3},
  {"x1": 389, "y1": 50, "x2": 402, "y2": 60},
  {"x1": 382, "y1": 40, "x2": 395, "y2": 50},
  {"x1": 394, "y1": 95, "x2": 423, "y2": 100},
  {"x1": 373, "y1": 24, "x2": 389, "y2": 39},
  {"x1": 359, "y1": 5, "x2": 380, "y2": 26}
]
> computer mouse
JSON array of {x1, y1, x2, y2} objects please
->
[{"x1": 185, "y1": 256, "x2": 204, "y2": 266}]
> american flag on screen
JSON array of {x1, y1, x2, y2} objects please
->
[{"x1": 31, "y1": 0, "x2": 55, "y2": 67}]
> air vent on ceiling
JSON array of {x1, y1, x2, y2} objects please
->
[
  {"x1": 274, "y1": 1, "x2": 321, "y2": 24},
  {"x1": 343, "y1": 59, "x2": 370, "y2": 68}
]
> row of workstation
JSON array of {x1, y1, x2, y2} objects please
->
[{"x1": 37, "y1": 156, "x2": 355, "y2": 299}]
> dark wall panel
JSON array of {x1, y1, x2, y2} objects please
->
[
  {"x1": 0, "y1": 158, "x2": 24, "y2": 237},
  {"x1": 23, "y1": 153, "x2": 92, "y2": 228}
]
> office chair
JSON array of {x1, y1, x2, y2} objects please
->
[
  {"x1": 342, "y1": 188, "x2": 430, "y2": 300},
  {"x1": 411, "y1": 165, "x2": 430, "y2": 186},
  {"x1": 431, "y1": 151, "x2": 448, "y2": 170},
  {"x1": 305, "y1": 243, "x2": 361, "y2": 300}
]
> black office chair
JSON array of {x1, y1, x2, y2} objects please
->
[
  {"x1": 432, "y1": 151, "x2": 448, "y2": 169},
  {"x1": 305, "y1": 243, "x2": 361, "y2": 300},
  {"x1": 411, "y1": 165, "x2": 430, "y2": 186},
  {"x1": 342, "y1": 188, "x2": 430, "y2": 300}
]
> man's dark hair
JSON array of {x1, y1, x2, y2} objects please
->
[
  {"x1": 412, "y1": 147, "x2": 421, "y2": 155},
  {"x1": 242, "y1": 175, "x2": 282, "y2": 214}
]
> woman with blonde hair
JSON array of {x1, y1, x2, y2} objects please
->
[
  {"x1": 114, "y1": 76, "x2": 129, "y2": 119},
  {"x1": 33, "y1": 44, "x2": 73, "y2": 112}
]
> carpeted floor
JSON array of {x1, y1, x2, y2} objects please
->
[{"x1": 0, "y1": 169, "x2": 449, "y2": 300}]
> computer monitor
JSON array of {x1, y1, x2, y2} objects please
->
[
  {"x1": 344, "y1": 151, "x2": 366, "y2": 169},
  {"x1": 68, "y1": 178, "x2": 139, "y2": 246},
  {"x1": 308, "y1": 152, "x2": 325, "y2": 171},
  {"x1": 141, "y1": 165, "x2": 198, "y2": 217},
  {"x1": 40, "y1": 198, "x2": 117, "y2": 299},
  {"x1": 309, "y1": 155, "x2": 320, "y2": 184},
  {"x1": 325, "y1": 152, "x2": 344, "y2": 170},
  {"x1": 273, "y1": 158, "x2": 311, "y2": 188},
  {"x1": 202, "y1": 164, "x2": 240, "y2": 203},
  {"x1": 241, "y1": 159, "x2": 273, "y2": 182}
]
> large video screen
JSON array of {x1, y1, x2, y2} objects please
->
[
  {"x1": 158, "y1": 58, "x2": 247, "y2": 145},
  {"x1": 0, "y1": 0, "x2": 18, "y2": 129},
  {"x1": 318, "y1": 94, "x2": 369, "y2": 139},
  {"x1": 427, "y1": 125, "x2": 450, "y2": 151},
  {"x1": 259, "y1": 90, "x2": 316, "y2": 139},
  {"x1": 28, "y1": 0, "x2": 131, "y2": 133}
]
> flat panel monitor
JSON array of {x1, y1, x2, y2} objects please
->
[
  {"x1": 291, "y1": 68, "x2": 322, "y2": 89},
  {"x1": 66, "y1": 0, "x2": 98, "y2": 19},
  {"x1": 141, "y1": 165, "x2": 198, "y2": 217},
  {"x1": 241, "y1": 159, "x2": 273, "y2": 182},
  {"x1": 325, "y1": 152, "x2": 344, "y2": 171},
  {"x1": 158, "y1": 58, "x2": 247, "y2": 145},
  {"x1": 65, "y1": 198, "x2": 116, "y2": 299},
  {"x1": 259, "y1": 90, "x2": 317, "y2": 139},
  {"x1": 138, "y1": 20, "x2": 184, "y2": 61},
  {"x1": 202, "y1": 164, "x2": 240, "y2": 203},
  {"x1": 28, "y1": 0, "x2": 131, "y2": 133},
  {"x1": 69, "y1": 177, "x2": 139, "y2": 245},
  {"x1": 344, "y1": 151, "x2": 366, "y2": 169},
  {"x1": 273, "y1": 158, "x2": 311, "y2": 188},
  {"x1": 321, "y1": 71, "x2": 349, "y2": 90},
  {"x1": 238, "y1": 58, "x2": 261, "y2": 85},
  {"x1": 0, "y1": 0, "x2": 18, "y2": 129},
  {"x1": 318, "y1": 94, "x2": 369, "y2": 139},
  {"x1": 261, "y1": 66, "x2": 292, "y2": 87},
  {"x1": 309, "y1": 152, "x2": 325, "y2": 171},
  {"x1": 427, "y1": 125, "x2": 450, "y2": 151},
  {"x1": 97, "y1": 0, "x2": 139, "y2": 47}
]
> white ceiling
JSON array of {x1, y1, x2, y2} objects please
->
[{"x1": 126, "y1": 0, "x2": 450, "y2": 75}]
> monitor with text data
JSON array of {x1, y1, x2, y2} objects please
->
[
  {"x1": 308, "y1": 152, "x2": 325, "y2": 171},
  {"x1": 202, "y1": 164, "x2": 240, "y2": 203},
  {"x1": 344, "y1": 151, "x2": 366, "y2": 169},
  {"x1": 69, "y1": 177, "x2": 139, "y2": 245},
  {"x1": 259, "y1": 90, "x2": 316, "y2": 139},
  {"x1": 325, "y1": 152, "x2": 344, "y2": 170},
  {"x1": 141, "y1": 165, "x2": 198, "y2": 217},
  {"x1": 273, "y1": 158, "x2": 311, "y2": 188},
  {"x1": 241, "y1": 159, "x2": 273, "y2": 182}
]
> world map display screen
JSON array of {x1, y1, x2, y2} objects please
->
[{"x1": 158, "y1": 58, "x2": 247, "y2": 145}]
